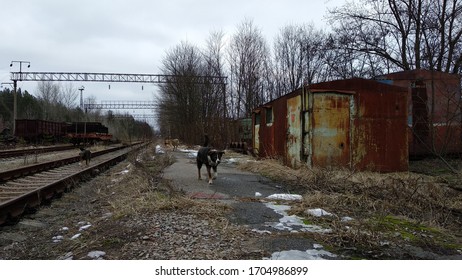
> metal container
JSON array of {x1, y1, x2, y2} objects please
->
[
  {"x1": 375, "y1": 69, "x2": 462, "y2": 157},
  {"x1": 253, "y1": 78, "x2": 409, "y2": 172}
]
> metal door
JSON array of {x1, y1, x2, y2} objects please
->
[{"x1": 311, "y1": 93, "x2": 351, "y2": 167}]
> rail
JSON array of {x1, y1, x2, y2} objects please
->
[{"x1": 0, "y1": 142, "x2": 147, "y2": 225}]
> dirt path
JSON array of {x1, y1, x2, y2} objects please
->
[{"x1": 163, "y1": 149, "x2": 339, "y2": 259}]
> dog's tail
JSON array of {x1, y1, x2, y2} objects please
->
[{"x1": 203, "y1": 135, "x2": 209, "y2": 147}]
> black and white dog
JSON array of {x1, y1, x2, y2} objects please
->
[{"x1": 196, "y1": 135, "x2": 225, "y2": 184}]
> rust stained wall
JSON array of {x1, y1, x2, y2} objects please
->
[
  {"x1": 253, "y1": 78, "x2": 408, "y2": 172},
  {"x1": 310, "y1": 79, "x2": 408, "y2": 172},
  {"x1": 375, "y1": 69, "x2": 462, "y2": 156},
  {"x1": 311, "y1": 93, "x2": 352, "y2": 168},
  {"x1": 286, "y1": 95, "x2": 302, "y2": 167},
  {"x1": 252, "y1": 90, "x2": 297, "y2": 160}
]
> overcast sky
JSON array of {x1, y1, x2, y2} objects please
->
[{"x1": 0, "y1": 0, "x2": 345, "y2": 121}]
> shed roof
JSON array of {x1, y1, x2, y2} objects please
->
[
  {"x1": 254, "y1": 78, "x2": 408, "y2": 112},
  {"x1": 374, "y1": 69, "x2": 461, "y2": 82},
  {"x1": 308, "y1": 77, "x2": 408, "y2": 93}
]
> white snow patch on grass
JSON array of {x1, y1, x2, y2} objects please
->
[
  {"x1": 267, "y1": 248, "x2": 337, "y2": 260},
  {"x1": 267, "y1": 193, "x2": 303, "y2": 201},
  {"x1": 264, "y1": 202, "x2": 331, "y2": 233},
  {"x1": 305, "y1": 208, "x2": 334, "y2": 217}
]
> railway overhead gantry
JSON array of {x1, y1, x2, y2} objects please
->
[
  {"x1": 9, "y1": 70, "x2": 227, "y2": 132},
  {"x1": 10, "y1": 72, "x2": 227, "y2": 84}
]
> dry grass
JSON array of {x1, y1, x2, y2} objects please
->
[
  {"x1": 107, "y1": 147, "x2": 232, "y2": 223},
  {"x1": 238, "y1": 157, "x2": 462, "y2": 258},
  {"x1": 239, "y1": 159, "x2": 461, "y2": 227}
]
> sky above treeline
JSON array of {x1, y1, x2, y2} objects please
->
[{"x1": 0, "y1": 0, "x2": 346, "y2": 120}]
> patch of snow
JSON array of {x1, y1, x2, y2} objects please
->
[
  {"x1": 305, "y1": 208, "x2": 334, "y2": 217},
  {"x1": 264, "y1": 202, "x2": 331, "y2": 233},
  {"x1": 155, "y1": 145, "x2": 164, "y2": 154},
  {"x1": 341, "y1": 216, "x2": 354, "y2": 222},
  {"x1": 266, "y1": 248, "x2": 337, "y2": 260},
  {"x1": 70, "y1": 233, "x2": 81, "y2": 240},
  {"x1": 267, "y1": 193, "x2": 302, "y2": 201},
  {"x1": 61, "y1": 227, "x2": 69, "y2": 231},
  {"x1": 79, "y1": 224, "x2": 92, "y2": 231},
  {"x1": 119, "y1": 169, "x2": 129, "y2": 174},
  {"x1": 226, "y1": 158, "x2": 238, "y2": 164},
  {"x1": 255, "y1": 192, "x2": 262, "y2": 197},
  {"x1": 313, "y1": 243, "x2": 324, "y2": 249},
  {"x1": 179, "y1": 149, "x2": 198, "y2": 159},
  {"x1": 52, "y1": 235, "x2": 64, "y2": 243},
  {"x1": 251, "y1": 229, "x2": 272, "y2": 234},
  {"x1": 87, "y1": 250, "x2": 106, "y2": 259}
]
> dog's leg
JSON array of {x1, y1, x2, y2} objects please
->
[
  {"x1": 206, "y1": 166, "x2": 213, "y2": 184},
  {"x1": 197, "y1": 162, "x2": 202, "y2": 180},
  {"x1": 212, "y1": 166, "x2": 218, "y2": 179}
]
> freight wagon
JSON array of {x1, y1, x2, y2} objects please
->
[
  {"x1": 65, "y1": 121, "x2": 112, "y2": 145},
  {"x1": 15, "y1": 119, "x2": 112, "y2": 144},
  {"x1": 15, "y1": 119, "x2": 67, "y2": 143}
]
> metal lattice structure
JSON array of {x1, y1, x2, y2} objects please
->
[
  {"x1": 8, "y1": 69, "x2": 227, "y2": 137},
  {"x1": 111, "y1": 114, "x2": 156, "y2": 119},
  {"x1": 10, "y1": 72, "x2": 227, "y2": 84},
  {"x1": 85, "y1": 101, "x2": 155, "y2": 110}
]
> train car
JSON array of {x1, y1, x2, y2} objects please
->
[
  {"x1": 65, "y1": 121, "x2": 112, "y2": 145},
  {"x1": 15, "y1": 119, "x2": 67, "y2": 143},
  {"x1": 14, "y1": 119, "x2": 112, "y2": 145}
]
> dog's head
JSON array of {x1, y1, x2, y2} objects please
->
[{"x1": 207, "y1": 149, "x2": 225, "y2": 167}]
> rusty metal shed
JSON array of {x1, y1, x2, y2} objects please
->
[
  {"x1": 375, "y1": 69, "x2": 462, "y2": 157},
  {"x1": 252, "y1": 78, "x2": 408, "y2": 172}
]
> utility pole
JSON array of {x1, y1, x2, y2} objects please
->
[
  {"x1": 9, "y1": 60, "x2": 30, "y2": 135},
  {"x1": 78, "y1": 86, "x2": 85, "y2": 110}
]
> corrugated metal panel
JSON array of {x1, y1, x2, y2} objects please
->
[
  {"x1": 253, "y1": 78, "x2": 409, "y2": 172},
  {"x1": 286, "y1": 95, "x2": 302, "y2": 168},
  {"x1": 376, "y1": 69, "x2": 462, "y2": 157},
  {"x1": 309, "y1": 79, "x2": 408, "y2": 172},
  {"x1": 311, "y1": 93, "x2": 351, "y2": 168}
]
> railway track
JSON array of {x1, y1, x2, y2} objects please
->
[
  {"x1": 0, "y1": 144, "x2": 76, "y2": 159},
  {"x1": 0, "y1": 142, "x2": 147, "y2": 225}
]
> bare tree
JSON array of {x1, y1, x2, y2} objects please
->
[
  {"x1": 321, "y1": 33, "x2": 386, "y2": 79},
  {"x1": 36, "y1": 81, "x2": 60, "y2": 120},
  {"x1": 61, "y1": 83, "x2": 79, "y2": 109},
  {"x1": 228, "y1": 19, "x2": 271, "y2": 118},
  {"x1": 157, "y1": 41, "x2": 205, "y2": 144},
  {"x1": 203, "y1": 30, "x2": 229, "y2": 145},
  {"x1": 273, "y1": 23, "x2": 329, "y2": 96},
  {"x1": 328, "y1": 0, "x2": 462, "y2": 73}
]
